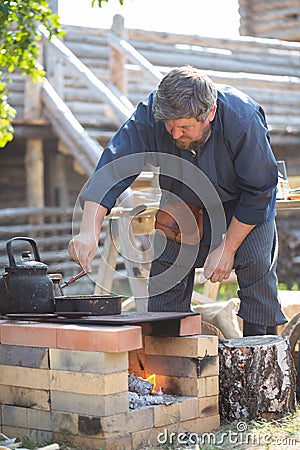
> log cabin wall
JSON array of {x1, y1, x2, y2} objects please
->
[
  {"x1": 4, "y1": 19, "x2": 300, "y2": 198},
  {"x1": 239, "y1": 0, "x2": 300, "y2": 42},
  {"x1": 61, "y1": 22, "x2": 300, "y2": 181},
  {"x1": 2, "y1": 16, "x2": 300, "y2": 283},
  {"x1": 0, "y1": 140, "x2": 26, "y2": 208}
]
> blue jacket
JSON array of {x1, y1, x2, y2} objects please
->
[{"x1": 81, "y1": 85, "x2": 278, "y2": 244}]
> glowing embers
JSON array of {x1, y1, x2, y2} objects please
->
[{"x1": 128, "y1": 372, "x2": 178, "y2": 409}]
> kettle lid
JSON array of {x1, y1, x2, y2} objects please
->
[
  {"x1": 6, "y1": 237, "x2": 48, "y2": 270},
  {"x1": 8, "y1": 251, "x2": 48, "y2": 270}
]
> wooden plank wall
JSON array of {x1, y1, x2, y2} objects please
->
[
  {"x1": 5, "y1": 21, "x2": 300, "y2": 188},
  {"x1": 7, "y1": 24, "x2": 300, "y2": 145},
  {"x1": 239, "y1": 0, "x2": 300, "y2": 41},
  {"x1": 2, "y1": 19, "x2": 300, "y2": 287},
  {"x1": 56, "y1": 25, "x2": 300, "y2": 149},
  {"x1": 59, "y1": 24, "x2": 300, "y2": 182}
]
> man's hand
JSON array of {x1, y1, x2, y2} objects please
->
[
  {"x1": 68, "y1": 201, "x2": 108, "y2": 272},
  {"x1": 204, "y1": 216, "x2": 256, "y2": 283},
  {"x1": 68, "y1": 233, "x2": 98, "y2": 273},
  {"x1": 203, "y1": 242, "x2": 235, "y2": 283}
]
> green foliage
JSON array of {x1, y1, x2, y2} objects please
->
[
  {"x1": 92, "y1": 0, "x2": 124, "y2": 7},
  {"x1": 0, "y1": 0, "x2": 64, "y2": 148},
  {"x1": 0, "y1": 76, "x2": 15, "y2": 146}
]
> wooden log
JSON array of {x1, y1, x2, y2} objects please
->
[
  {"x1": 281, "y1": 312, "x2": 300, "y2": 353},
  {"x1": 128, "y1": 372, "x2": 153, "y2": 395},
  {"x1": 128, "y1": 26, "x2": 300, "y2": 52},
  {"x1": 41, "y1": 79, "x2": 101, "y2": 175},
  {"x1": 94, "y1": 223, "x2": 119, "y2": 295},
  {"x1": 23, "y1": 40, "x2": 43, "y2": 122},
  {"x1": 219, "y1": 336, "x2": 297, "y2": 421},
  {"x1": 110, "y1": 32, "x2": 162, "y2": 83},
  {"x1": 110, "y1": 14, "x2": 127, "y2": 94},
  {"x1": 249, "y1": 19, "x2": 300, "y2": 36},
  {"x1": 242, "y1": 6, "x2": 300, "y2": 25},
  {"x1": 64, "y1": 41, "x2": 110, "y2": 59},
  {"x1": 62, "y1": 24, "x2": 107, "y2": 40},
  {"x1": 63, "y1": 29, "x2": 299, "y2": 79},
  {"x1": 25, "y1": 139, "x2": 44, "y2": 224},
  {"x1": 133, "y1": 42, "x2": 300, "y2": 77},
  {"x1": 239, "y1": 0, "x2": 300, "y2": 14},
  {"x1": 62, "y1": 23, "x2": 300, "y2": 83},
  {"x1": 39, "y1": 25, "x2": 133, "y2": 122},
  {"x1": 23, "y1": 77, "x2": 43, "y2": 121}
]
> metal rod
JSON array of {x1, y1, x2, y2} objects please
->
[{"x1": 60, "y1": 269, "x2": 88, "y2": 289}]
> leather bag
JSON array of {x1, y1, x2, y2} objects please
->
[{"x1": 154, "y1": 201, "x2": 203, "y2": 245}]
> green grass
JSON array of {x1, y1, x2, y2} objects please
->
[
  {"x1": 194, "y1": 281, "x2": 300, "y2": 303},
  {"x1": 197, "y1": 404, "x2": 300, "y2": 450},
  {"x1": 194, "y1": 281, "x2": 239, "y2": 302},
  {"x1": 142, "y1": 404, "x2": 300, "y2": 449}
]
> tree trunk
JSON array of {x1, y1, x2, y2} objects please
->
[{"x1": 219, "y1": 335, "x2": 297, "y2": 420}]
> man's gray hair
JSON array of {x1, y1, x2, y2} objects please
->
[{"x1": 152, "y1": 65, "x2": 217, "y2": 122}]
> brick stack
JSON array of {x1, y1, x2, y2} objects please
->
[
  {"x1": 0, "y1": 318, "x2": 220, "y2": 449},
  {"x1": 129, "y1": 334, "x2": 220, "y2": 448}
]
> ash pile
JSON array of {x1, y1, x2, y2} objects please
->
[{"x1": 128, "y1": 372, "x2": 178, "y2": 410}]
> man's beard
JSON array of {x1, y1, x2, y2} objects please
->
[{"x1": 174, "y1": 123, "x2": 212, "y2": 152}]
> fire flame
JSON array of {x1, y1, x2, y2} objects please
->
[
  {"x1": 146, "y1": 373, "x2": 156, "y2": 390},
  {"x1": 146, "y1": 373, "x2": 163, "y2": 395},
  {"x1": 128, "y1": 371, "x2": 163, "y2": 394}
]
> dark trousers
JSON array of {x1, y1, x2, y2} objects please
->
[{"x1": 148, "y1": 219, "x2": 287, "y2": 327}]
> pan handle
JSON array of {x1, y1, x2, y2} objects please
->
[{"x1": 60, "y1": 269, "x2": 88, "y2": 289}]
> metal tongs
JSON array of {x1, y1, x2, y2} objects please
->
[{"x1": 60, "y1": 269, "x2": 88, "y2": 289}]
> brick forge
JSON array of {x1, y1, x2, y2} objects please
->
[{"x1": 0, "y1": 316, "x2": 220, "y2": 449}]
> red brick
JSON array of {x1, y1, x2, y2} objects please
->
[
  {"x1": 0, "y1": 322, "x2": 59, "y2": 348},
  {"x1": 57, "y1": 324, "x2": 142, "y2": 352},
  {"x1": 179, "y1": 315, "x2": 202, "y2": 335}
]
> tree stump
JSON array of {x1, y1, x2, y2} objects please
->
[{"x1": 219, "y1": 336, "x2": 297, "y2": 420}]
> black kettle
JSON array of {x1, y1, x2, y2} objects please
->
[{"x1": 0, "y1": 237, "x2": 55, "y2": 315}]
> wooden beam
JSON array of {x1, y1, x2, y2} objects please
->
[
  {"x1": 13, "y1": 124, "x2": 53, "y2": 139},
  {"x1": 41, "y1": 78, "x2": 101, "y2": 176},
  {"x1": 25, "y1": 139, "x2": 45, "y2": 224},
  {"x1": 110, "y1": 14, "x2": 127, "y2": 94},
  {"x1": 110, "y1": 32, "x2": 162, "y2": 84}
]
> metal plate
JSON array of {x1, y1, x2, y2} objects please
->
[
  {"x1": 56, "y1": 311, "x2": 92, "y2": 318},
  {"x1": 2, "y1": 311, "x2": 199, "y2": 326},
  {"x1": 4, "y1": 313, "x2": 58, "y2": 320},
  {"x1": 53, "y1": 311, "x2": 199, "y2": 324}
]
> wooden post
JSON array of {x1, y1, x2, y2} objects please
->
[
  {"x1": 25, "y1": 139, "x2": 45, "y2": 224},
  {"x1": 94, "y1": 222, "x2": 119, "y2": 295},
  {"x1": 23, "y1": 28, "x2": 45, "y2": 223},
  {"x1": 54, "y1": 153, "x2": 69, "y2": 208},
  {"x1": 23, "y1": 43, "x2": 43, "y2": 122},
  {"x1": 46, "y1": 152, "x2": 69, "y2": 209},
  {"x1": 110, "y1": 14, "x2": 127, "y2": 94},
  {"x1": 117, "y1": 216, "x2": 149, "y2": 312},
  {"x1": 44, "y1": 0, "x2": 64, "y2": 98},
  {"x1": 219, "y1": 335, "x2": 297, "y2": 421}
]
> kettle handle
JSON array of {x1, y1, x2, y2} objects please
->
[{"x1": 6, "y1": 237, "x2": 42, "y2": 268}]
